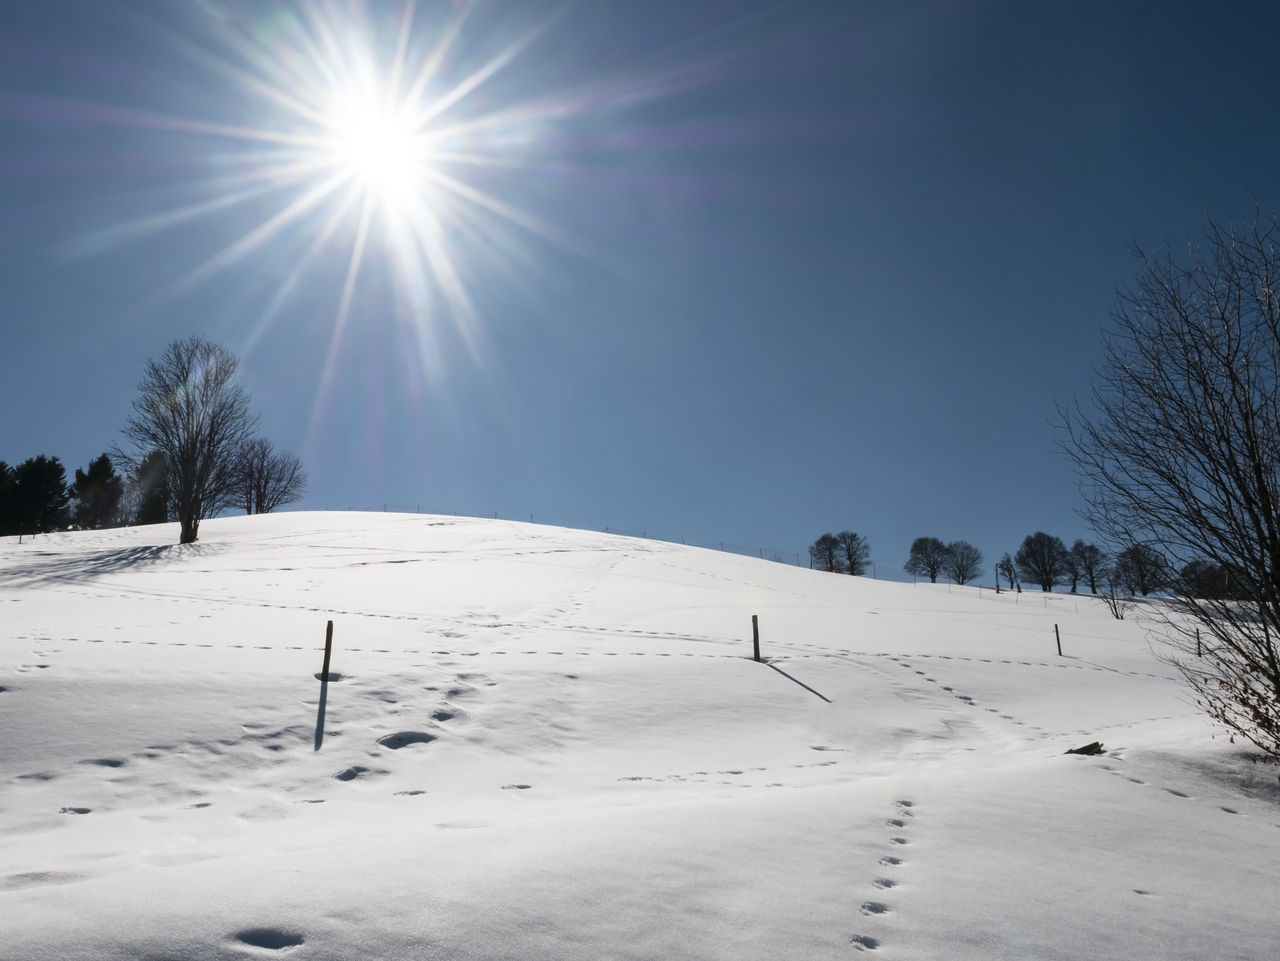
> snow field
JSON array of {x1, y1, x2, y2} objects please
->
[{"x1": 1, "y1": 513, "x2": 1277, "y2": 960}]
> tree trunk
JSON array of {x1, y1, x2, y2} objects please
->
[{"x1": 180, "y1": 513, "x2": 200, "y2": 544}]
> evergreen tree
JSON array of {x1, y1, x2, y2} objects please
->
[
  {"x1": 11, "y1": 455, "x2": 70, "y2": 533},
  {"x1": 0, "y1": 461, "x2": 14, "y2": 535},
  {"x1": 72, "y1": 453, "x2": 125, "y2": 529},
  {"x1": 131, "y1": 451, "x2": 171, "y2": 526}
]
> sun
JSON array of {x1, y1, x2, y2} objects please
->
[{"x1": 322, "y1": 91, "x2": 433, "y2": 210}]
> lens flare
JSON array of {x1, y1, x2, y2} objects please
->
[
  {"x1": 30, "y1": 0, "x2": 765, "y2": 428},
  {"x1": 324, "y1": 93, "x2": 430, "y2": 209}
]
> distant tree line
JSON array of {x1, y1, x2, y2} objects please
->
[
  {"x1": 2, "y1": 336, "x2": 306, "y2": 541},
  {"x1": 803, "y1": 525, "x2": 1236, "y2": 603},
  {"x1": 808, "y1": 531, "x2": 871, "y2": 575},
  {"x1": 904, "y1": 537, "x2": 984, "y2": 585},
  {"x1": 989, "y1": 532, "x2": 1234, "y2": 602}
]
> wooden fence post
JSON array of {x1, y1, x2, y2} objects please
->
[
  {"x1": 320, "y1": 620, "x2": 334, "y2": 681},
  {"x1": 1055, "y1": 623, "x2": 1063, "y2": 657},
  {"x1": 752, "y1": 615, "x2": 761, "y2": 662}
]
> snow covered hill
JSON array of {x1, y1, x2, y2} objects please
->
[{"x1": 1, "y1": 513, "x2": 1277, "y2": 960}]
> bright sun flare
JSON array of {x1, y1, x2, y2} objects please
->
[
  {"x1": 58, "y1": 0, "x2": 666, "y2": 429},
  {"x1": 324, "y1": 95, "x2": 430, "y2": 207}
]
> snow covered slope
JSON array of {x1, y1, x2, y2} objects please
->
[{"x1": 1, "y1": 513, "x2": 1277, "y2": 960}]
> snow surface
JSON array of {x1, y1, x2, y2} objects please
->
[{"x1": 1, "y1": 512, "x2": 1277, "y2": 960}]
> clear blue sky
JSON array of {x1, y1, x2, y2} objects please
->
[{"x1": 3, "y1": 0, "x2": 1280, "y2": 575}]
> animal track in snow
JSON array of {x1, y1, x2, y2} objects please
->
[
  {"x1": 852, "y1": 797, "x2": 916, "y2": 952},
  {"x1": 79, "y1": 758, "x2": 125, "y2": 768},
  {"x1": 1108, "y1": 764, "x2": 1258, "y2": 820},
  {"x1": 1, "y1": 871, "x2": 87, "y2": 891},
  {"x1": 334, "y1": 765, "x2": 379, "y2": 782},
  {"x1": 232, "y1": 927, "x2": 305, "y2": 950},
  {"x1": 377, "y1": 731, "x2": 437, "y2": 750},
  {"x1": 615, "y1": 758, "x2": 838, "y2": 788}
]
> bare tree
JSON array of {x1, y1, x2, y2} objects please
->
[
  {"x1": 808, "y1": 533, "x2": 842, "y2": 573},
  {"x1": 1061, "y1": 544, "x2": 1083, "y2": 593},
  {"x1": 835, "y1": 530, "x2": 870, "y2": 576},
  {"x1": 235, "y1": 438, "x2": 307, "y2": 514},
  {"x1": 119, "y1": 336, "x2": 257, "y2": 544},
  {"x1": 1100, "y1": 567, "x2": 1129, "y2": 620},
  {"x1": 996, "y1": 552, "x2": 1017, "y2": 590},
  {"x1": 1061, "y1": 210, "x2": 1280, "y2": 758},
  {"x1": 1178, "y1": 560, "x2": 1239, "y2": 601},
  {"x1": 1111, "y1": 543, "x2": 1169, "y2": 596},
  {"x1": 904, "y1": 536, "x2": 948, "y2": 583},
  {"x1": 1015, "y1": 532, "x2": 1069, "y2": 592},
  {"x1": 1071, "y1": 541, "x2": 1108, "y2": 595},
  {"x1": 943, "y1": 540, "x2": 984, "y2": 585}
]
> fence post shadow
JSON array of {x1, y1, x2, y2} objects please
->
[
  {"x1": 762, "y1": 660, "x2": 832, "y2": 703},
  {"x1": 313, "y1": 679, "x2": 329, "y2": 751}
]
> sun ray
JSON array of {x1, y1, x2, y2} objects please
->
[
  {"x1": 168, "y1": 171, "x2": 350, "y2": 297},
  {"x1": 309, "y1": 190, "x2": 378, "y2": 457},
  {"x1": 242, "y1": 183, "x2": 365, "y2": 356},
  {"x1": 412, "y1": 12, "x2": 557, "y2": 131},
  {"x1": 151, "y1": 24, "x2": 331, "y2": 131},
  {"x1": 63, "y1": 178, "x2": 283, "y2": 259},
  {"x1": 386, "y1": 0, "x2": 417, "y2": 99},
  {"x1": 400, "y1": 2, "x2": 475, "y2": 109},
  {"x1": 425, "y1": 166, "x2": 585, "y2": 258}
]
